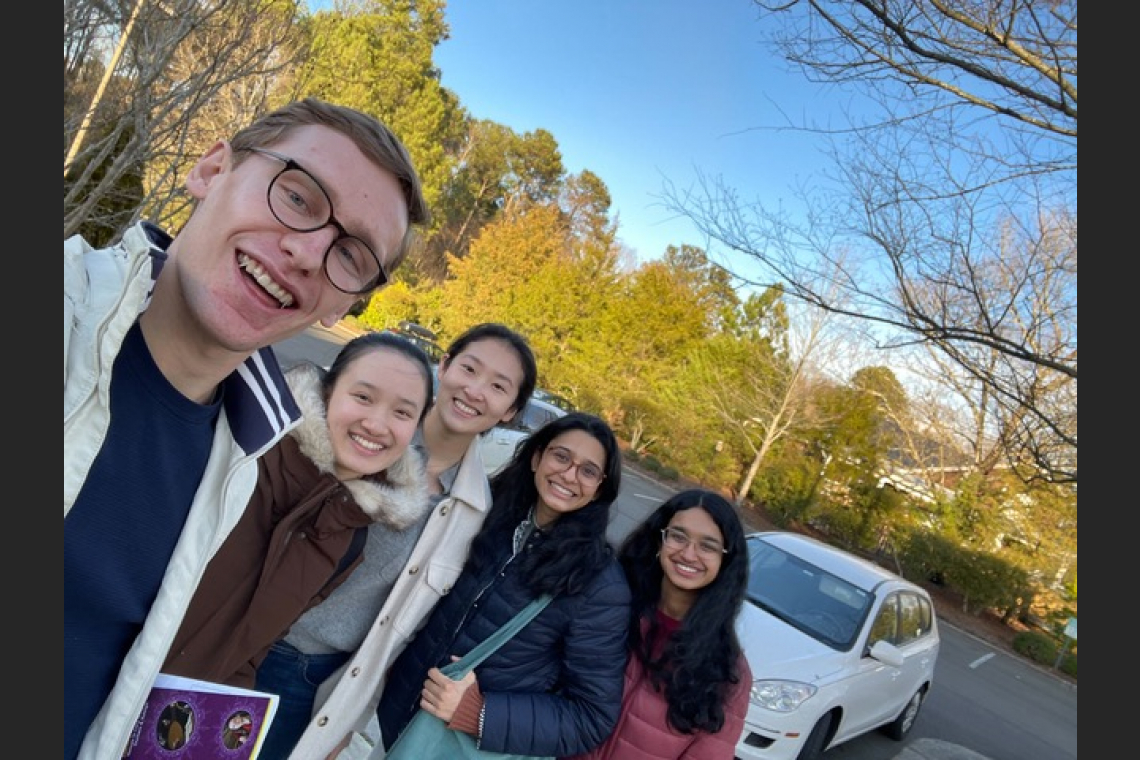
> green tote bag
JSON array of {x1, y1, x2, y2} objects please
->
[{"x1": 383, "y1": 594, "x2": 555, "y2": 760}]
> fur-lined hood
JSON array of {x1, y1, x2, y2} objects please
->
[{"x1": 284, "y1": 362, "x2": 431, "y2": 531}]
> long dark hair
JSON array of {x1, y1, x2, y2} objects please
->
[
  {"x1": 469, "y1": 412, "x2": 623, "y2": 597},
  {"x1": 619, "y1": 488, "x2": 749, "y2": 734}
]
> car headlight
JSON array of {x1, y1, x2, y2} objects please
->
[{"x1": 749, "y1": 680, "x2": 818, "y2": 712}]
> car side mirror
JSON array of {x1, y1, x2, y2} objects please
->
[{"x1": 868, "y1": 640, "x2": 905, "y2": 668}]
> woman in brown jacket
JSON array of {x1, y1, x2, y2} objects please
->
[{"x1": 162, "y1": 331, "x2": 435, "y2": 687}]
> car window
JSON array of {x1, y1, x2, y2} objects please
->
[
  {"x1": 868, "y1": 595, "x2": 899, "y2": 646},
  {"x1": 868, "y1": 590, "x2": 934, "y2": 649},
  {"x1": 510, "y1": 401, "x2": 563, "y2": 434},
  {"x1": 532, "y1": 388, "x2": 575, "y2": 412},
  {"x1": 897, "y1": 592, "x2": 933, "y2": 645},
  {"x1": 745, "y1": 538, "x2": 871, "y2": 651}
]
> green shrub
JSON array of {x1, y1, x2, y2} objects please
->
[
  {"x1": 642, "y1": 456, "x2": 663, "y2": 473},
  {"x1": 658, "y1": 465, "x2": 680, "y2": 481},
  {"x1": 1012, "y1": 630, "x2": 1056, "y2": 663},
  {"x1": 1011, "y1": 630, "x2": 1078, "y2": 679},
  {"x1": 624, "y1": 449, "x2": 642, "y2": 464},
  {"x1": 808, "y1": 507, "x2": 864, "y2": 549}
]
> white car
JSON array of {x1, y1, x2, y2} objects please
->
[
  {"x1": 735, "y1": 532, "x2": 940, "y2": 760},
  {"x1": 478, "y1": 395, "x2": 568, "y2": 476}
]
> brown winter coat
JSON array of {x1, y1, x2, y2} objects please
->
[{"x1": 162, "y1": 363, "x2": 431, "y2": 688}]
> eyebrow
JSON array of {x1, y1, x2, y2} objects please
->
[
  {"x1": 353, "y1": 380, "x2": 425, "y2": 409},
  {"x1": 550, "y1": 445, "x2": 603, "y2": 469},
  {"x1": 457, "y1": 354, "x2": 518, "y2": 391},
  {"x1": 671, "y1": 526, "x2": 724, "y2": 544},
  {"x1": 298, "y1": 156, "x2": 386, "y2": 260}
]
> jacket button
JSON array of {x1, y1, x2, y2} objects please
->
[
  {"x1": 408, "y1": 566, "x2": 420, "y2": 575},
  {"x1": 318, "y1": 716, "x2": 329, "y2": 727},
  {"x1": 352, "y1": 667, "x2": 362, "y2": 677},
  {"x1": 440, "y1": 505, "x2": 450, "y2": 516}
]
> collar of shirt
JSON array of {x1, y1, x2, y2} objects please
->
[{"x1": 412, "y1": 430, "x2": 459, "y2": 496}]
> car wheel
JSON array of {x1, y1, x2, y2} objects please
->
[
  {"x1": 796, "y1": 712, "x2": 834, "y2": 760},
  {"x1": 882, "y1": 688, "x2": 924, "y2": 741}
]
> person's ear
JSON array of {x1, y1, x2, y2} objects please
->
[
  {"x1": 320, "y1": 297, "x2": 360, "y2": 328},
  {"x1": 320, "y1": 312, "x2": 346, "y2": 328},
  {"x1": 499, "y1": 407, "x2": 519, "y2": 427},
  {"x1": 185, "y1": 140, "x2": 230, "y2": 201}
]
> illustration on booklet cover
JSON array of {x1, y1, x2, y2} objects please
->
[{"x1": 121, "y1": 674, "x2": 278, "y2": 759}]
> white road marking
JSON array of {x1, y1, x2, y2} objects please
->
[{"x1": 969, "y1": 653, "x2": 996, "y2": 669}]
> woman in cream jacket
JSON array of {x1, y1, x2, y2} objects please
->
[{"x1": 272, "y1": 323, "x2": 538, "y2": 760}]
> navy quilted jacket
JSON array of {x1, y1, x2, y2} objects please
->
[{"x1": 377, "y1": 524, "x2": 631, "y2": 757}]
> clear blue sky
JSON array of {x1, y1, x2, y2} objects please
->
[
  {"x1": 433, "y1": 0, "x2": 837, "y2": 265},
  {"x1": 307, "y1": 0, "x2": 845, "y2": 266}
]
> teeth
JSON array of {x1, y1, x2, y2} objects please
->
[
  {"x1": 240, "y1": 254, "x2": 294, "y2": 308},
  {"x1": 454, "y1": 399, "x2": 478, "y2": 416},
  {"x1": 351, "y1": 434, "x2": 385, "y2": 452},
  {"x1": 549, "y1": 481, "x2": 575, "y2": 497}
]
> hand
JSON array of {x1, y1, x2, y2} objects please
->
[{"x1": 419, "y1": 658, "x2": 475, "y2": 722}]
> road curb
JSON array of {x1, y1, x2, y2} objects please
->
[{"x1": 893, "y1": 738, "x2": 992, "y2": 760}]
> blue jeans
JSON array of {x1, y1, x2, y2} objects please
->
[{"x1": 254, "y1": 641, "x2": 352, "y2": 760}]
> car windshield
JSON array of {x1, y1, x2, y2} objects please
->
[{"x1": 745, "y1": 537, "x2": 873, "y2": 651}]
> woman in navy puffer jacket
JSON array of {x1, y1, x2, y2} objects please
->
[{"x1": 377, "y1": 412, "x2": 631, "y2": 758}]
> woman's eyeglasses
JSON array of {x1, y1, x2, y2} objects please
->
[
  {"x1": 661, "y1": 526, "x2": 727, "y2": 557},
  {"x1": 543, "y1": 446, "x2": 605, "y2": 487}
]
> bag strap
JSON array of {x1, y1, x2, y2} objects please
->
[{"x1": 446, "y1": 594, "x2": 554, "y2": 678}]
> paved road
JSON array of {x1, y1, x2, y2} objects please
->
[
  {"x1": 894, "y1": 740, "x2": 992, "y2": 760},
  {"x1": 273, "y1": 322, "x2": 361, "y2": 370}
]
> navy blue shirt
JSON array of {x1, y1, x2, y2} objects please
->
[{"x1": 64, "y1": 321, "x2": 221, "y2": 760}]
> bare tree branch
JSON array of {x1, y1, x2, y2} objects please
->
[
  {"x1": 64, "y1": 0, "x2": 306, "y2": 241},
  {"x1": 660, "y1": 0, "x2": 1076, "y2": 484}
]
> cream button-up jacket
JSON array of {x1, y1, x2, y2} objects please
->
[{"x1": 288, "y1": 441, "x2": 494, "y2": 760}]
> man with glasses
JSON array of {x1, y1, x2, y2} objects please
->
[{"x1": 64, "y1": 98, "x2": 429, "y2": 760}]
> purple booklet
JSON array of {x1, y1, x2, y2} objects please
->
[{"x1": 121, "y1": 674, "x2": 279, "y2": 759}]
